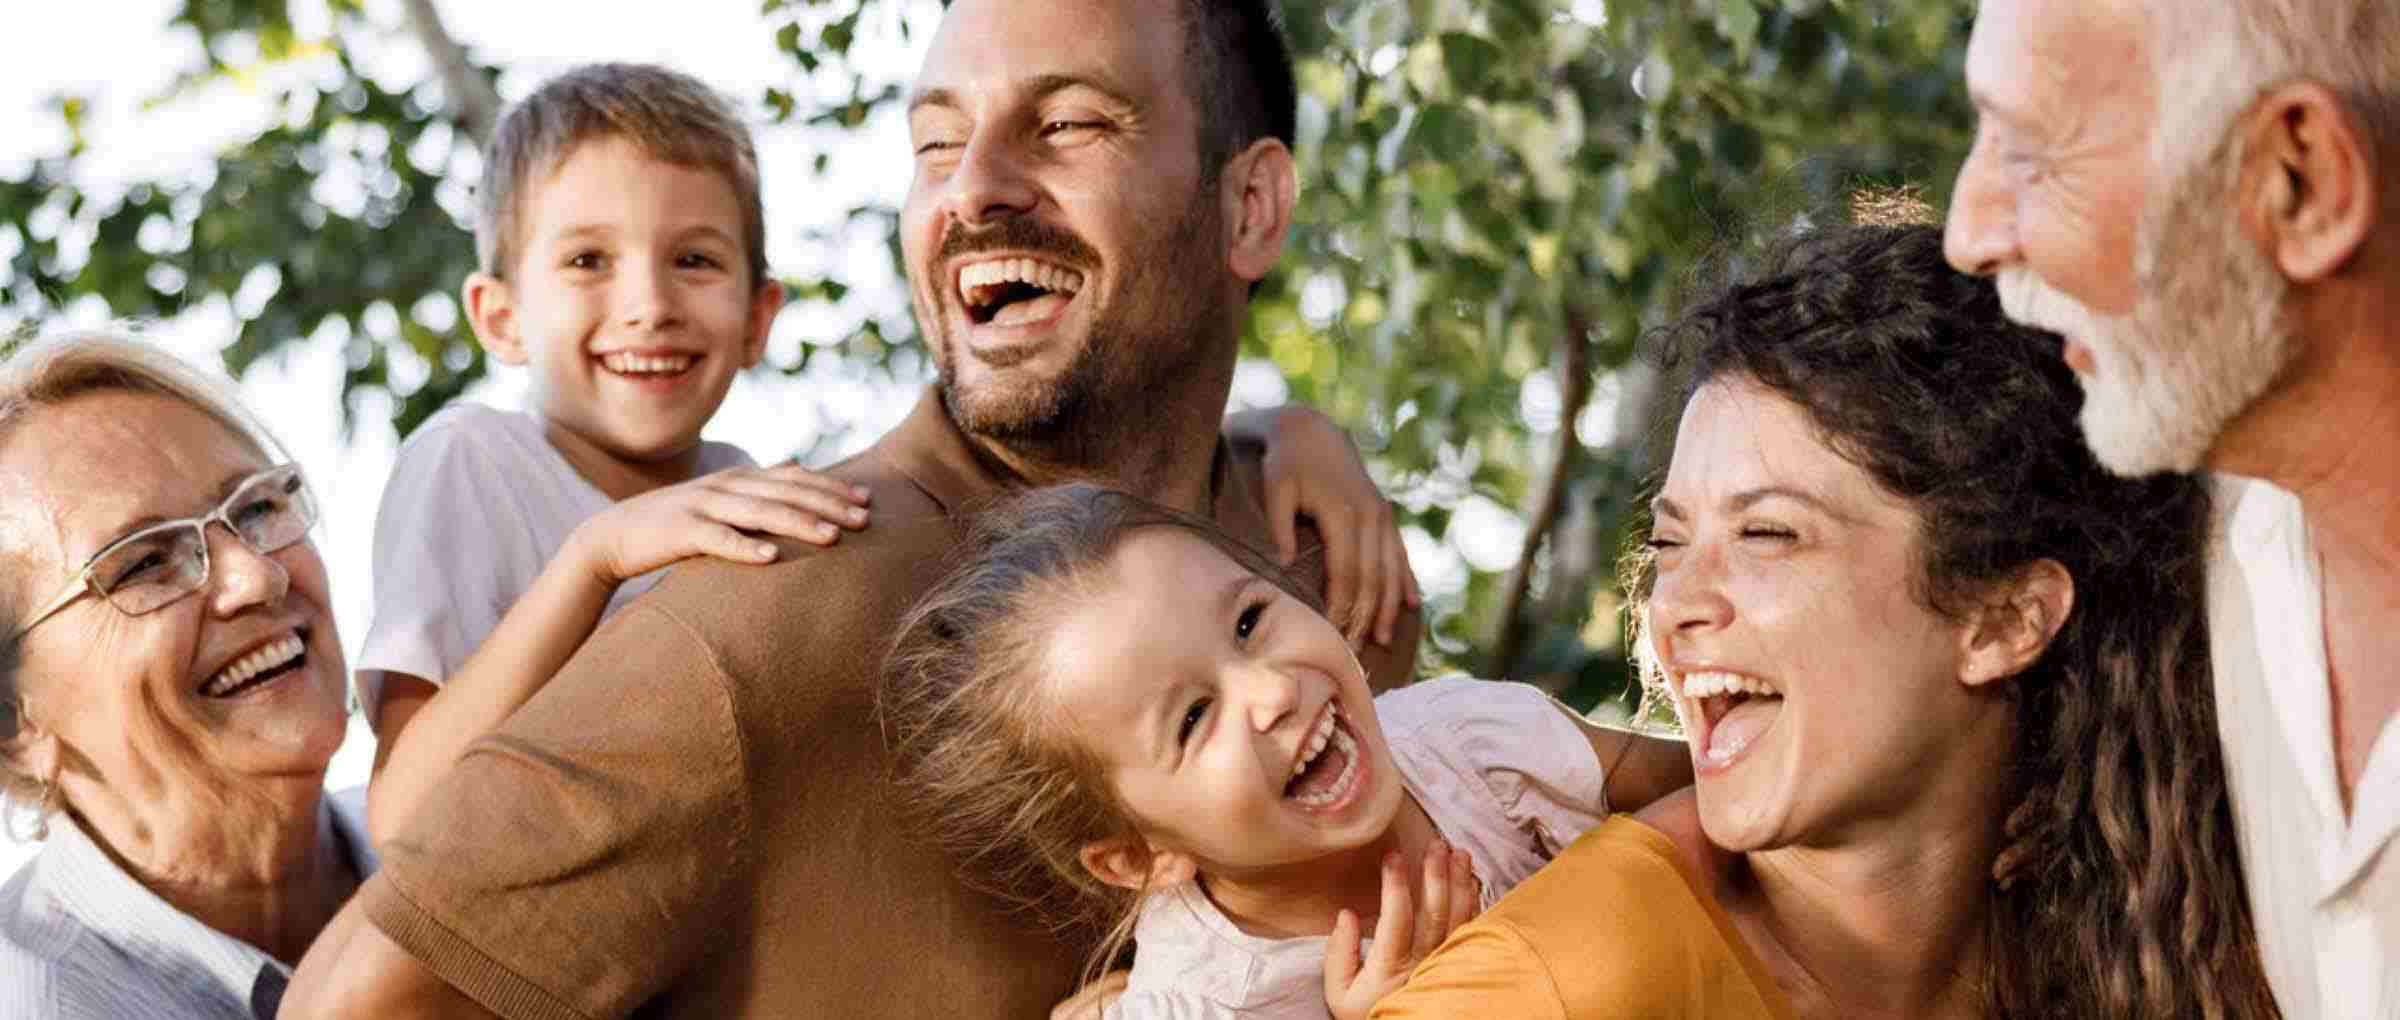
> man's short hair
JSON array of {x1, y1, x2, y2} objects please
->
[
  {"x1": 2154, "y1": 1, "x2": 2400, "y2": 175},
  {"x1": 474, "y1": 63, "x2": 768, "y2": 283},
  {"x1": 1177, "y1": 0, "x2": 1298, "y2": 180}
]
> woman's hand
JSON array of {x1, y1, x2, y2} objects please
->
[
  {"x1": 1249, "y1": 405, "x2": 1421, "y2": 648},
  {"x1": 564, "y1": 462, "x2": 870, "y2": 587},
  {"x1": 1324, "y1": 841, "x2": 1479, "y2": 1020}
]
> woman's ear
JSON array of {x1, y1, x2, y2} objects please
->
[
  {"x1": 1078, "y1": 834, "x2": 1195, "y2": 892},
  {"x1": 1, "y1": 709, "x2": 60, "y2": 792},
  {"x1": 1959, "y1": 559, "x2": 2075, "y2": 688}
]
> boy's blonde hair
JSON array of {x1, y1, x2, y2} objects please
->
[
  {"x1": 881, "y1": 483, "x2": 1320, "y2": 994},
  {"x1": 476, "y1": 63, "x2": 768, "y2": 283}
]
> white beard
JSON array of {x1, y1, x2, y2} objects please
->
[{"x1": 1994, "y1": 158, "x2": 2295, "y2": 477}]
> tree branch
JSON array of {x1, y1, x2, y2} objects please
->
[
  {"x1": 398, "y1": 0, "x2": 499, "y2": 147},
  {"x1": 1490, "y1": 305, "x2": 1596, "y2": 681}
]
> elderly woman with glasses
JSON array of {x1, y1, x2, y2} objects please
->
[{"x1": 0, "y1": 329, "x2": 365, "y2": 1019}]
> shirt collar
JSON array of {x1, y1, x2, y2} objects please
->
[
  {"x1": 2221, "y1": 475, "x2": 2400, "y2": 896},
  {"x1": 27, "y1": 790, "x2": 376, "y2": 1010}
]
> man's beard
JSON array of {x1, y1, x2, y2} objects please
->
[
  {"x1": 934, "y1": 188, "x2": 1229, "y2": 465},
  {"x1": 1996, "y1": 132, "x2": 2296, "y2": 477}
]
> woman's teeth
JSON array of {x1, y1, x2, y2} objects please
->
[
  {"x1": 1681, "y1": 670, "x2": 1779, "y2": 699},
  {"x1": 202, "y1": 634, "x2": 305, "y2": 697}
]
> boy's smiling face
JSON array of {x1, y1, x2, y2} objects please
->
[{"x1": 467, "y1": 135, "x2": 781, "y2": 469}]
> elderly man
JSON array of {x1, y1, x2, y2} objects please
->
[
  {"x1": 280, "y1": 2, "x2": 1420, "y2": 1017},
  {"x1": 1945, "y1": 1, "x2": 2400, "y2": 1014}
]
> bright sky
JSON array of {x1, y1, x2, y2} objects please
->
[{"x1": 0, "y1": 0, "x2": 1513, "y2": 878}]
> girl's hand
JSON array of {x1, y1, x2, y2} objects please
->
[
  {"x1": 1323, "y1": 841, "x2": 1479, "y2": 1020},
  {"x1": 565, "y1": 462, "x2": 870, "y2": 586},
  {"x1": 1254, "y1": 406, "x2": 1421, "y2": 648}
]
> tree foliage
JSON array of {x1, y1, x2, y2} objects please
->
[{"x1": 0, "y1": 0, "x2": 1976, "y2": 710}]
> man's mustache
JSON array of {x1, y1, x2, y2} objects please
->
[{"x1": 934, "y1": 216, "x2": 1101, "y2": 272}]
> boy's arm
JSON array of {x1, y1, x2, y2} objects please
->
[
  {"x1": 1224, "y1": 404, "x2": 1421, "y2": 648},
  {"x1": 365, "y1": 462, "x2": 868, "y2": 847}
]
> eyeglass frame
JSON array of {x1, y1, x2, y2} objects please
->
[{"x1": 9, "y1": 463, "x2": 318, "y2": 640}]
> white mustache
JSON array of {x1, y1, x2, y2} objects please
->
[{"x1": 1995, "y1": 268, "x2": 2099, "y2": 340}]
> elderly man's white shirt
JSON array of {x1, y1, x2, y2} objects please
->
[{"x1": 2211, "y1": 475, "x2": 2400, "y2": 1018}]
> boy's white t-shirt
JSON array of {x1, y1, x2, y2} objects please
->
[
  {"x1": 1106, "y1": 676, "x2": 1617, "y2": 1020},
  {"x1": 354, "y1": 403, "x2": 754, "y2": 723}
]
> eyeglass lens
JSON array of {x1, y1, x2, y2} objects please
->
[{"x1": 91, "y1": 468, "x2": 317, "y2": 615}]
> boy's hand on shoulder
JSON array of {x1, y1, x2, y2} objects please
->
[
  {"x1": 1254, "y1": 405, "x2": 1421, "y2": 649},
  {"x1": 564, "y1": 462, "x2": 870, "y2": 586},
  {"x1": 1324, "y1": 840, "x2": 1479, "y2": 1020}
]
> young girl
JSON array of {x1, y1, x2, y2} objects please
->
[{"x1": 884, "y1": 484, "x2": 1692, "y2": 1019}]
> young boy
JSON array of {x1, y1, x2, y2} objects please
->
[{"x1": 356, "y1": 63, "x2": 1419, "y2": 845}]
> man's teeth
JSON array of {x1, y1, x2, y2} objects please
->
[
  {"x1": 202, "y1": 634, "x2": 305, "y2": 696},
  {"x1": 956, "y1": 258, "x2": 1085, "y2": 303},
  {"x1": 1681, "y1": 670, "x2": 1780, "y2": 699},
  {"x1": 600, "y1": 352, "x2": 695, "y2": 375},
  {"x1": 1293, "y1": 704, "x2": 1341, "y2": 779}
]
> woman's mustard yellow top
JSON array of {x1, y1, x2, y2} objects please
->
[{"x1": 1371, "y1": 814, "x2": 1797, "y2": 1020}]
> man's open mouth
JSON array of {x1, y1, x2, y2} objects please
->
[{"x1": 957, "y1": 257, "x2": 1085, "y2": 326}]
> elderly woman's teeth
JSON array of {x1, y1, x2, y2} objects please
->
[
  {"x1": 1681, "y1": 671, "x2": 1780, "y2": 699},
  {"x1": 202, "y1": 634, "x2": 305, "y2": 697}
]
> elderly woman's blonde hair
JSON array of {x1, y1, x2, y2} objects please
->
[{"x1": 0, "y1": 325, "x2": 288, "y2": 834}]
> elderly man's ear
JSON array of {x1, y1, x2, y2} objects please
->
[
  {"x1": 2240, "y1": 81, "x2": 2381, "y2": 284},
  {"x1": 1958, "y1": 560, "x2": 2075, "y2": 689}
]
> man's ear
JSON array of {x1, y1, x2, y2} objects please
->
[
  {"x1": 1221, "y1": 137, "x2": 1298, "y2": 286},
  {"x1": 2239, "y1": 80, "x2": 2379, "y2": 284},
  {"x1": 742, "y1": 279, "x2": 785, "y2": 370},
  {"x1": 1078, "y1": 834, "x2": 1195, "y2": 893},
  {"x1": 1959, "y1": 559, "x2": 2075, "y2": 688},
  {"x1": 463, "y1": 272, "x2": 529, "y2": 366}
]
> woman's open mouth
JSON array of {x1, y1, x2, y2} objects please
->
[
  {"x1": 200, "y1": 630, "x2": 308, "y2": 699},
  {"x1": 1683, "y1": 670, "x2": 1783, "y2": 771},
  {"x1": 1283, "y1": 701, "x2": 1369, "y2": 814}
]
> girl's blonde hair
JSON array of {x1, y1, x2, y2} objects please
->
[{"x1": 881, "y1": 482, "x2": 1318, "y2": 990}]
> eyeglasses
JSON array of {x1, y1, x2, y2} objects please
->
[{"x1": 11, "y1": 464, "x2": 318, "y2": 639}]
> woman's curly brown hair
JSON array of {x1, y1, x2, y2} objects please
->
[{"x1": 1630, "y1": 220, "x2": 2279, "y2": 1019}]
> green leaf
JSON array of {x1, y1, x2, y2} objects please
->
[{"x1": 1438, "y1": 32, "x2": 1504, "y2": 95}]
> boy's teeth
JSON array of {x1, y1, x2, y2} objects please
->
[
  {"x1": 601, "y1": 353, "x2": 695, "y2": 375},
  {"x1": 203, "y1": 634, "x2": 305, "y2": 696}
]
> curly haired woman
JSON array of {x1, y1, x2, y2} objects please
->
[{"x1": 1371, "y1": 220, "x2": 2279, "y2": 1019}]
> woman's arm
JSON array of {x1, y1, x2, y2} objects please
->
[{"x1": 1366, "y1": 922, "x2": 1569, "y2": 1020}]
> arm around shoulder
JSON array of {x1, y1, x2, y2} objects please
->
[{"x1": 1368, "y1": 921, "x2": 1567, "y2": 1020}]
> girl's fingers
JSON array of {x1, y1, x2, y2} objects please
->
[
  {"x1": 1447, "y1": 842, "x2": 1477, "y2": 936},
  {"x1": 1413, "y1": 842, "x2": 1452, "y2": 960},
  {"x1": 1365, "y1": 851, "x2": 1415, "y2": 975},
  {"x1": 1323, "y1": 908, "x2": 1364, "y2": 996}
]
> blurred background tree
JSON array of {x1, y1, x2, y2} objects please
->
[{"x1": 0, "y1": 0, "x2": 1975, "y2": 716}]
